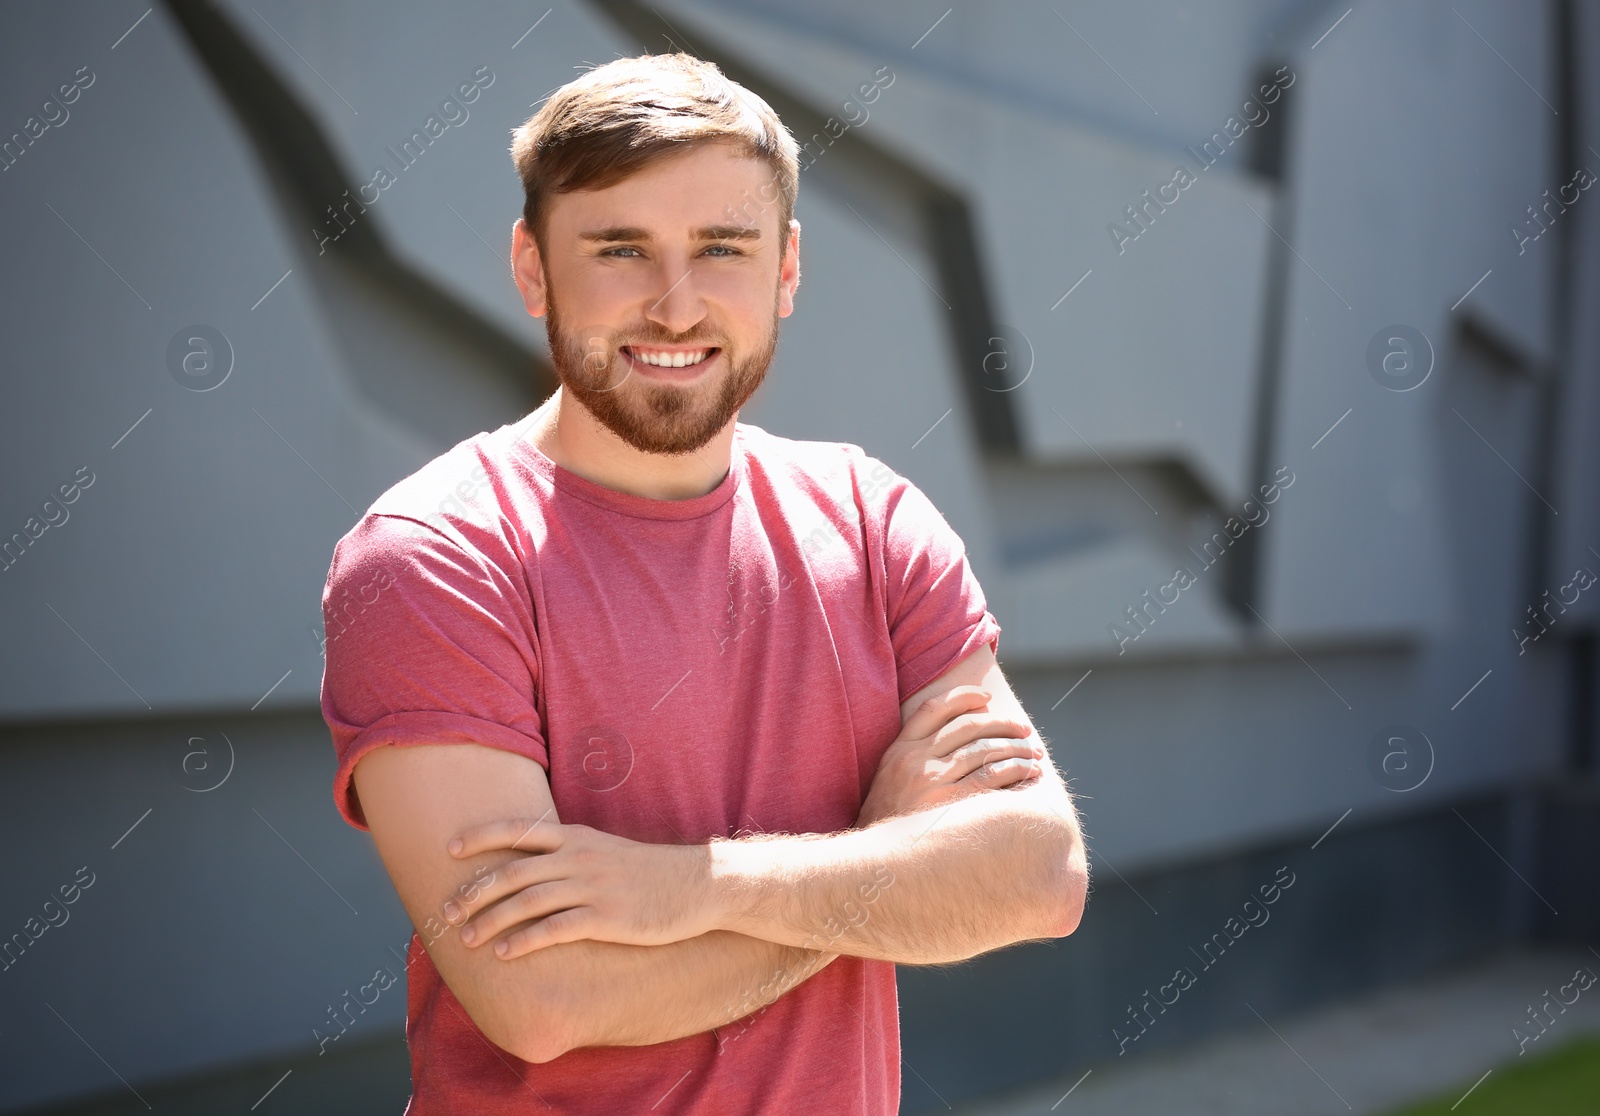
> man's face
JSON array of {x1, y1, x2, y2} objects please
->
[{"x1": 515, "y1": 141, "x2": 800, "y2": 456}]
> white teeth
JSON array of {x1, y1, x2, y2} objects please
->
[{"x1": 631, "y1": 348, "x2": 709, "y2": 368}]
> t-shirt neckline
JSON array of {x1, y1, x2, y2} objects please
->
[{"x1": 504, "y1": 419, "x2": 747, "y2": 521}]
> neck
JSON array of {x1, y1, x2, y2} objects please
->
[{"x1": 527, "y1": 387, "x2": 736, "y2": 500}]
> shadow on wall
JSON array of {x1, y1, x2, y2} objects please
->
[{"x1": 163, "y1": 0, "x2": 555, "y2": 450}]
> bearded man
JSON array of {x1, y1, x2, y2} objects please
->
[{"x1": 320, "y1": 51, "x2": 1086, "y2": 1116}]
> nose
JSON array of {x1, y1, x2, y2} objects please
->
[{"x1": 643, "y1": 262, "x2": 708, "y2": 336}]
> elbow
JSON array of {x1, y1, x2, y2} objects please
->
[
  {"x1": 1040, "y1": 832, "x2": 1089, "y2": 939},
  {"x1": 483, "y1": 1017, "x2": 571, "y2": 1066},
  {"x1": 469, "y1": 1008, "x2": 548, "y2": 1064},
  {"x1": 1003, "y1": 811, "x2": 1089, "y2": 942},
  {"x1": 460, "y1": 987, "x2": 573, "y2": 1065},
  {"x1": 517, "y1": 1030, "x2": 570, "y2": 1065},
  {"x1": 497, "y1": 1020, "x2": 562, "y2": 1065},
  {"x1": 1050, "y1": 857, "x2": 1089, "y2": 937},
  {"x1": 509, "y1": 1000, "x2": 577, "y2": 1065}
]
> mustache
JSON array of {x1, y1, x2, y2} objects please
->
[
  {"x1": 612, "y1": 330, "x2": 723, "y2": 349},
  {"x1": 561, "y1": 320, "x2": 721, "y2": 349}
]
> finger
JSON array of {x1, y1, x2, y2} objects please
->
[
  {"x1": 441, "y1": 867, "x2": 511, "y2": 925},
  {"x1": 448, "y1": 813, "x2": 562, "y2": 858},
  {"x1": 460, "y1": 879, "x2": 576, "y2": 948},
  {"x1": 958, "y1": 757, "x2": 1041, "y2": 788},
  {"x1": 942, "y1": 738, "x2": 1043, "y2": 781},
  {"x1": 444, "y1": 853, "x2": 556, "y2": 924},
  {"x1": 900, "y1": 686, "x2": 991, "y2": 742},
  {"x1": 494, "y1": 907, "x2": 590, "y2": 959},
  {"x1": 930, "y1": 712, "x2": 1033, "y2": 759}
]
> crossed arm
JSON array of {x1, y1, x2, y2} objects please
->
[{"x1": 353, "y1": 645, "x2": 1086, "y2": 1064}]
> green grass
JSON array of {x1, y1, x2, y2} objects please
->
[{"x1": 1383, "y1": 1035, "x2": 1600, "y2": 1114}]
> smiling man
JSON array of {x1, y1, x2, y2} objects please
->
[{"x1": 320, "y1": 53, "x2": 1086, "y2": 1115}]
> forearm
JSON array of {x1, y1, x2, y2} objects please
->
[
  {"x1": 540, "y1": 930, "x2": 838, "y2": 1058},
  {"x1": 709, "y1": 787, "x2": 1082, "y2": 965}
]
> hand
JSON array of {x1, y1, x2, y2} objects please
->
[
  {"x1": 856, "y1": 686, "x2": 1043, "y2": 828},
  {"x1": 442, "y1": 818, "x2": 719, "y2": 959}
]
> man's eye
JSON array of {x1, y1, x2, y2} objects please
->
[
  {"x1": 601, "y1": 246, "x2": 642, "y2": 258},
  {"x1": 704, "y1": 244, "x2": 742, "y2": 257}
]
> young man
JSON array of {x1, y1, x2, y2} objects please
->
[{"x1": 321, "y1": 53, "x2": 1086, "y2": 1115}]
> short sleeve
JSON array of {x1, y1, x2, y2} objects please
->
[
  {"x1": 319, "y1": 513, "x2": 547, "y2": 830},
  {"x1": 869, "y1": 459, "x2": 1002, "y2": 703}
]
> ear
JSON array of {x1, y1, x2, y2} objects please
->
[
  {"x1": 511, "y1": 218, "x2": 548, "y2": 318},
  {"x1": 778, "y1": 218, "x2": 801, "y2": 318}
]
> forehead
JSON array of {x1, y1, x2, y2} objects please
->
[{"x1": 545, "y1": 142, "x2": 780, "y2": 236}]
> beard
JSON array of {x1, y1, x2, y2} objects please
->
[{"x1": 544, "y1": 285, "x2": 780, "y2": 456}]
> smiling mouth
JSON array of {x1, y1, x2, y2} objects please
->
[{"x1": 621, "y1": 345, "x2": 718, "y2": 370}]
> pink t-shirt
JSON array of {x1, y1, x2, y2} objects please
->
[{"x1": 320, "y1": 417, "x2": 1001, "y2": 1115}]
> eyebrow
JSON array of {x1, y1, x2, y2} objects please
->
[{"x1": 577, "y1": 224, "x2": 763, "y2": 243}]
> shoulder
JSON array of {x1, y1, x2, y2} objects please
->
[
  {"x1": 364, "y1": 423, "x2": 524, "y2": 536},
  {"x1": 328, "y1": 421, "x2": 535, "y2": 591},
  {"x1": 735, "y1": 422, "x2": 902, "y2": 511}
]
